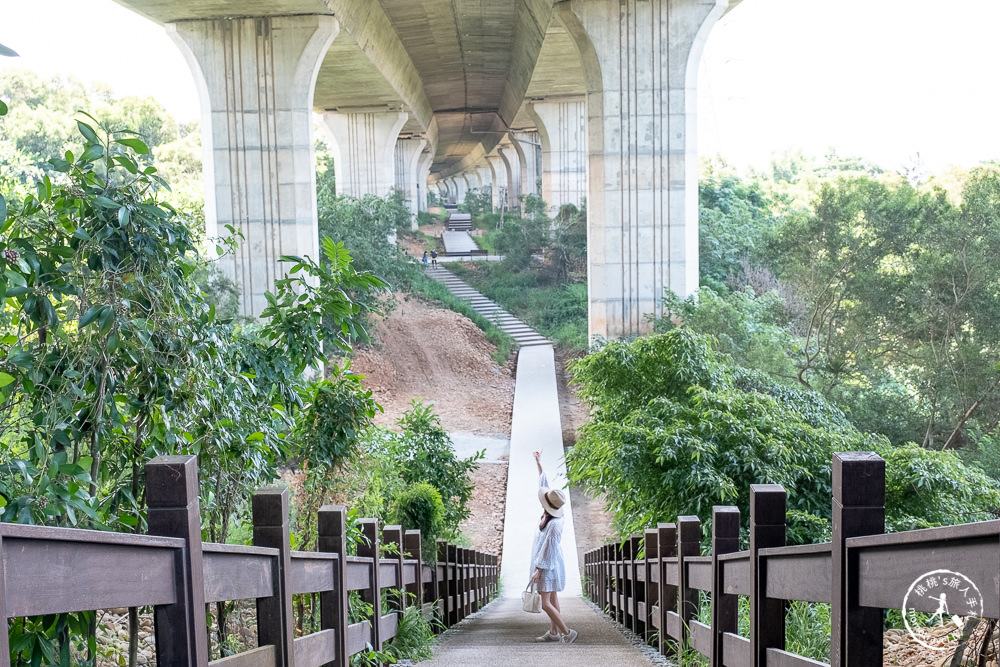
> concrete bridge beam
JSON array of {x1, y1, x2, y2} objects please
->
[
  {"x1": 322, "y1": 110, "x2": 408, "y2": 198},
  {"x1": 527, "y1": 98, "x2": 588, "y2": 216},
  {"x1": 394, "y1": 137, "x2": 429, "y2": 229},
  {"x1": 557, "y1": 0, "x2": 728, "y2": 341},
  {"x1": 167, "y1": 15, "x2": 338, "y2": 319}
]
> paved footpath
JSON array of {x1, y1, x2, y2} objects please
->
[{"x1": 418, "y1": 597, "x2": 660, "y2": 666}]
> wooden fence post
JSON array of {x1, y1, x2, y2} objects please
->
[
  {"x1": 462, "y1": 548, "x2": 472, "y2": 617},
  {"x1": 146, "y1": 455, "x2": 209, "y2": 667},
  {"x1": 403, "y1": 529, "x2": 423, "y2": 608},
  {"x1": 628, "y1": 533, "x2": 643, "y2": 636},
  {"x1": 317, "y1": 505, "x2": 349, "y2": 667},
  {"x1": 252, "y1": 487, "x2": 294, "y2": 667},
  {"x1": 831, "y1": 452, "x2": 885, "y2": 667},
  {"x1": 383, "y1": 525, "x2": 405, "y2": 615},
  {"x1": 677, "y1": 516, "x2": 701, "y2": 655},
  {"x1": 614, "y1": 540, "x2": 624, "y2": 624},
  {"x1": 657, "y1": 522, "x2": 677, "y2": 656},
  {"x1": 437, "y1": 540, "x2": 449, "y2": 625},
  {"x1": 357, "y1": 519, "x2": 382, "y2": 651},
  {"x1": 749, "y1": 484, "x2": 786, "y2": 667},
  {"x1": 446, "y1": 543, "x2": 459, "y2": 626},
  {"x1": 643, "y1": 528, "x2": 659, "y2": 646},
  {"x1": 711, "y1": 506, "x2": 740, "y2": 667}
]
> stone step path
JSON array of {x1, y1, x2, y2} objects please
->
[
  {"x1": 418, "y1": 597, "x2": 660, "y2": 666},
  {"x1": 442, "y1": 230, "x2": 480, "y2": 254},
  {"x1": 426, "y1": 265, "x2": 550, "y2": 347}
]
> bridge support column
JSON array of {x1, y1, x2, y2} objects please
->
[
  {"x1": 487, "y1": 152, "x2": 511, "y2": 212},
  {"x1": 322, "y1": 110, "x2": 407, "y2": 198},
  {"x1": 394, "y1": 137, "x2": 428, "y2": 229},
  {"x1": 498, "y1": 139, "x2": 523, "y2": 210},
  {"x1": 511, "y1": 131, "x2": 542, "y2": 198},
  {"x1": 477, "y1": 165, "x2": 494, "y2": 209},
  {"x1": 417, "y1": 151, "x2": 433, "y2": 213},
  {"x1": 168, "y1": 15, "x2": 337, "y2": 318},
  {"x1": 527, "y1": 98, "x2": 587, "y2": 215},
  {"x1": 557, "y1": 0, "x2": 728, "y2": 340},
  {"x1": 454, "y1": 175, "x2": 469, "y2": 206}
]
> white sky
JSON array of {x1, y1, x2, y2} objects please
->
[{"x1": 2, "y1": 0, "x2": 1000, "y2": 175}]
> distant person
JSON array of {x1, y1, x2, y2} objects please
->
[
  {"x1": 422, "y1": 250, "x2": 429, "y2": 265},
  {"x1": 430, "y1": 249, "x2": 438, "y2": 266},
  {"x1": 530, "y1": 450, "x2": 577, "y2": 644}
]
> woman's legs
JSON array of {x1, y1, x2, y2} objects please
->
[{"x1": 539, "y1": 591, "x2": 570, "y2": 636}]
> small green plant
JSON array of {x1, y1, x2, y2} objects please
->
[
  {"x1": 392, "y1": 482, "x2": 446, "y2": 562},
  {"x1": 384, "y1": 600, "x2": 439, "y2": 663}
]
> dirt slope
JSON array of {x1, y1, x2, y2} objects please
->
[{"x1": 352, "y1": 295, "x2": 515, "y2": 435}]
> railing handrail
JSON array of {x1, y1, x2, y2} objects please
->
[{"x1": 0, "y1": 454, "x2": 500, "y2": 667}]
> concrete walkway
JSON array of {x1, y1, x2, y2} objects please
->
[
  {"x1": 442, "y1": 230, "x2": 480, "y2": 254},
  {"x1": 500, "y1": 344, "x2": 581, "y2": 597},
  {"x1": 419, "y1": 597, "x2": 659, "y2": 666}
]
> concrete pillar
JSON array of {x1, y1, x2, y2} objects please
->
[
  {"x1": 394, "y1": 137, "x2": 428, "y2": 227},
  {"x1": 477, "y1": 165, "x2": 494, "y2": 209},
  {"x1": 168, "y1": 15, "x2": 337, "y2": 319},
  {"x1": 322, "y1": 110, "x2": 408, "y2": 198},
  {"x1": 497, "y1": 140, "x2": 522, "y2": 210},
  {"x1": 454, "y1": 174, "x2": 468, "y2": 206},
  {"x1": 463, "y1": 171, "x2": 481, "y2": 192},
  {"x1": 416, "y1": 150, "x2": 433, "y2": 213},
  {"x1": 558, "y1": 0, "x2": 727, "y2": 340},
  {"x1": 486, "y1": 152, "x2": 510, "y2": 211},
  {"x1": 527, "y1": 98, "x2": 587, "y2": 215},
  {"x1": 512, "y1": 131, "x2": 541, "y2": 197}
]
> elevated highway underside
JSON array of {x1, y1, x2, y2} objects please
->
[{"x1": 111, "y1": 0, "x2": 741, "y2": 340}]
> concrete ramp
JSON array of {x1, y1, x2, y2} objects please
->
[{"x1": 500, "y1": 345, "x2": 581, "y2": 598}]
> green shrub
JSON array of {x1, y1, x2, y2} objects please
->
[
  {"x1": 392, "y1": 482, "x2": 446, "y2": 562},
  {"x1": 388, "y1": 401, "x2": 484, "y2": 536},
  {"x1": 567, "y1": 328, "x2": 1000, "y2": 540}
]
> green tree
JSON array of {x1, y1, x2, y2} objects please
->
[{"x1": 566, "y1": 329, "x2": 1000, "y2": 541}]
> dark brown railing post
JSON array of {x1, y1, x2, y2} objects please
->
[
  {"x1": 403, "y1": 529, "x2": 423, "y2": 608},
  {"x1": 446, "y1": 543, "x2": 459, "y2": 626},
  {"x1": 318, "y1": 505, "x2": 349, "y2": 667},
  {"x1": 146, "y1": 455, "x2": 209, "y2": 667},
  {"x1": 463, "y1": 548, "x2": 473, "y2": 616},
  {"x1": 749, "y1": 484, "x2": 786, "y2": 667},
  {"x1": 436, "y1": 539, "x2": 449, "y2": 625},
  {"x1": 628, "y1": 533, "x2": 643, "y2": 636},
  {"x1": 613, "y1": 540, "x2": 624, "y2": 624},
  {"x1": 657, "y1": 522, "x2": 677, "y2": 656},
  {"x1": 677, "y1": 516, "x2": 701, "y2": 655},
  {"x1": 603, "y1": 543, "x2": 618, "y2": 619},
  {"x1": 831, "y1": 452, "x2": 885, "y2": 667},
  {"x1": 711, "y1": 506, "x2": 740, "y2": 667},
  {"x1": 358, "y1": 518, "x2": 382, "y2": 651},
  {"x1": 383, "y1": 525, "x2": 405, "y2": 615},
  {"x1": 643, "y1": 528, "x2": 659, "y2": 646},
  {"x1": 252, "y1": 486, "x2": 294, "y2": 667}
]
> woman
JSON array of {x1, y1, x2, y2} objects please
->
[{"x1": 529, "y1": 450, "x2": 578, "y2": 644}]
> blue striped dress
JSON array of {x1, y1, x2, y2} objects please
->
[{"x1": 529, "y1": 472, "x2": 566, "y2": 592}]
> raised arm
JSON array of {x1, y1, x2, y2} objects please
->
[{"x1": 533, "y1": 450, "x2": 543, "y2": 476}]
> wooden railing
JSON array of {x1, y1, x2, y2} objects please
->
[
  {"x1": 0, "y1": 455, "x2": 499, "y2": 667},
  {"x1": 584, "y1": 451, "x2": 1000, "y2": 667}
]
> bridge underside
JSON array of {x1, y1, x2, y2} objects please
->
[{"x1": 114, "y1": 0, "x2": 741, "y2": 340}]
